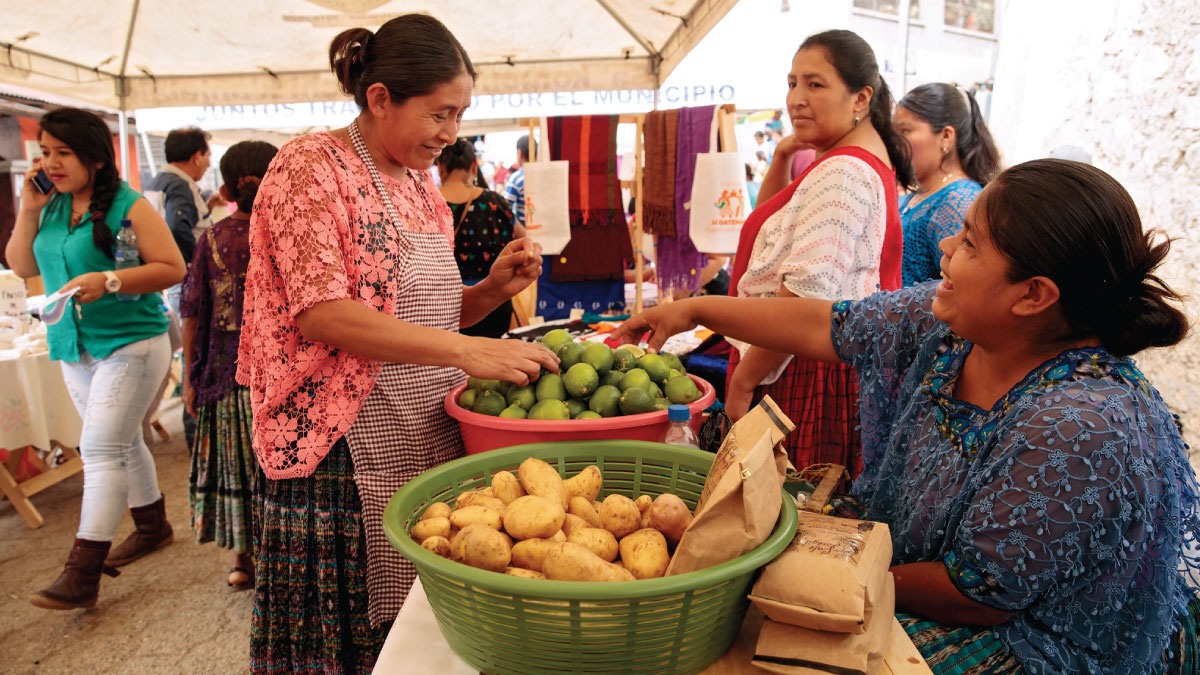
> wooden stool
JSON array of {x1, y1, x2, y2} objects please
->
[{"x1": 0, "y1": 443, "x2": 84, "y2": 529}]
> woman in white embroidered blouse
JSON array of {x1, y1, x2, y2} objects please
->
[{"x1": 724, "y1": 29, "x2": 914, "y2": 473}]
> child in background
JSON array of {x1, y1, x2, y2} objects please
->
[{"x1": 180, "y1": 140, "x2": 277, "y2": 589}]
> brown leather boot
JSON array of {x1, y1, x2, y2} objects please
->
[
  {"x1": 106, "y1": 494, "x2": 174, "y2": 567},
  {"x1": 30, "y1": 538, "x2": 120, "y2": 610}
]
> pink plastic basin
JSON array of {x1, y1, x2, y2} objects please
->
[{"x1": 445, "y1": 374, "x2": 716, "y2": 455}]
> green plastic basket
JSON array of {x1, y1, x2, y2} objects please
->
[{"x1": 383, "y1": 439, "x2": 798, "y2": 675}]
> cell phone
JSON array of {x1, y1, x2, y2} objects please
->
[{"x1": 32, "y1": 169, "x2": 54, "y2": 195}]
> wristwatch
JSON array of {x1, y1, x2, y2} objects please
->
[{"x1": 102, "y1": 270, "x2": 122, "y2": 294}]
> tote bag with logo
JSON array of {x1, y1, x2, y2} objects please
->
[
  {"x1": 689, "y1": 114, "x2": 749, "y2": 254},
  {"x1": 522, "y1": 118, "x2": 572, "y2": 255}
]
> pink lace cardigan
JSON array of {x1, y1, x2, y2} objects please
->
[{"x1": 236, "y1": 132, "x2": 453, "y2": 479}]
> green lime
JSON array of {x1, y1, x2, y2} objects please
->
[
  {"x1": 540, "y1": 328, "x2": 573, "y2": 353},
  {"x1": 563, "y1": 363, "x2": 599, "y2": 398},
  {"x1": 617, "y1": 344, "x2": 646, "y2": 358},
  {"x1": 581, "y1": 342, "x2": 614, "y2": 376},
  {"x1": 499, "y1": 404, "x2": 528, "y2": 419},
  {"x1": 565, "y1": 398, "x2": 588, "y2": 418},
  {"x1": 648, "y1": 382, "x2": 663, "y2": 399},
  {"x1": 638, "y1": 353, "x2": 671, "y2": 384},
  {"x1": 619, "y1": 387, "x2": 655, "y2": 416},
  {"x1": 535, "y1": 373, "x2": 567, "y2": 401},
  {"x1": 575, "y1": 410, "x2": 603, "y2": 420},
  {"x1": 612, "y1": 348, "x2": 637, "y2": 373},
  {"x1": 468, "y1": 377, "x2": 501, "y2": 392},
  {"x1": 473, "y1": 390, "x2": 508, "y2": 416},
  {"x1": 588, "y1": 385, "x2": 621, "y2": 418},
  {"x1": 557, "y1": 342, "x2": 586, "y2": 370},
  {"x1": 457, "y1": 388, "x2": 477, "y2": 409},
  {"x1": 601, "y1": 370, "x2": 625, "y2": 388},
  {"x1": 660, "y1": 352, "x2": 683, "y2": 373},
  {"x1": 506, "y1": 385, "x2": 536, "y2": 411},
  {"x1": 618, "y1": 368, "x2": 650, "y2": 392},
  {"x1": 665, "y1": 375, "x2": 702, "y2": 404},
  {"x1": 528, "y1": 399, "x2": 571, "y2": 420},
  {"x1": 653, "y1": 397, "x2": 671, "y2": 412}
]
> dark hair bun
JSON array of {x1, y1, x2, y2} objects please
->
[
  {"x1": 1100, "y1": 238, "x2": 1189, "y2": 355},
  {"x1": 329, "y1": 28, "x2": 373, "y2": 99}
]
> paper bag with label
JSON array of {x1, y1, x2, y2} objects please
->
[
  {"x1": 666, "y1": 397, "x2": 793, "y2": 575},
  {"x1": 751, "y1": 573, "x2": 895, "y2": 675},
  {"x1": 749, "y1": 511, "x2": 892, "y2": 633}
]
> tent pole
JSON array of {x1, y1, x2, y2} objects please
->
[{"x1": 633, "y1": 114, "x2": 645, "y2": 314}]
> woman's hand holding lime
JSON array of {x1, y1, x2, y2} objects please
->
[
  {"x1": 459, "y1": 336, "x2": 559, "y2": 386},
  {"x1": 610, "y1": 299, "x2": 700, "y2": 354}
]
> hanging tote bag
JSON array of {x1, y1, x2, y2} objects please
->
[
  {"x1": 688, "y1": 113, "x2": 749, "y2": 254},
  {"x1": 522, "y1": 117, "x2": 572, "y2": 255}
]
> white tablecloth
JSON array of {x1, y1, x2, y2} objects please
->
[
  {"x1": 375, "y1": 579, "x2": 475, "y2": 674},
  {"x1": 0, "y1": 350, "x2": 82, "y2": 451}
]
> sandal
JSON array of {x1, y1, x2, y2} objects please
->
[{"x1": 227, "y1": 565, "x2": 253, "y2": 590}]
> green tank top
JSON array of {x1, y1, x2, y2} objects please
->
[{"x1": 32, "y1": 181, "x2": 169, "y2": 362}]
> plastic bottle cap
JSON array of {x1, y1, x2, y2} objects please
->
[
  {"x1": 667, "y1": 404, "x2": 690, "y2": 422},
  {"x1": 120, "y1": 219, "x2": 132, "y2": 228}
]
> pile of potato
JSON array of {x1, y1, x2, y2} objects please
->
[{"x1": 410, "y1": 457, "x2": 694, "y2": 582}]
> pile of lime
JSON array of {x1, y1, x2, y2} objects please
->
[{"x1": 457, "y1": 328, "x2": 704, "y2": 420}]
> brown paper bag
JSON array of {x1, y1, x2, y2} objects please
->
[
  {"x1": 666, "y1": 397, "x2": 793, "y2": 575},
  {"x1": 751, "y1": 573, "x2": 895, "y2": 675},
  {"x1": 749, "y1": 511, "x2": 892, "y2": 633}
]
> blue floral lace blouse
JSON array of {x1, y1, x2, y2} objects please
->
[{"x1": 831, "y1": 282, "x2": 1200, "y2": 674}]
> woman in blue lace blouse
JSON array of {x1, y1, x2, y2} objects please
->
[
  {"x1": 893, "y1": 83, "x2": 1000, "y2": 287},
  {"x1": 614, "y1": 159, "x2": 1200, "y2": 674}
]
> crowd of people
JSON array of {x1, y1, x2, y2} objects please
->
[{"x1": 5, "y1": 12, "x2": 1200, "y2": 675}]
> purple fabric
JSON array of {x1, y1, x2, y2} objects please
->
[
  {"x1": 657, "y1": 105, "x2": 715, "y2": 294},
  {"x1": 179, "y1": 216, "x2": 250, "y2": 406}
]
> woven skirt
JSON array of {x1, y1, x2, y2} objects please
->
[
  {"x1": 249, "y1": 437, "x2": 387, "y2": 674},
  {"x1": 189, "y1": 386, "x2": 259, "y2": 553},
  {"x1": 897, "y1": 614, "x2": 1022, "y2": 674},
  {"x1": 746, "y1": 354, "x2": 863, "y2": 476}
]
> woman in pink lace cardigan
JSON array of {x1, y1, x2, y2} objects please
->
[{"x1": 235, "y1": 14, "x2": 558, "y2": 673}]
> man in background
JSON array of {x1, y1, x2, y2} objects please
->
[{"x1": 502, "y1": 134, "x2": 535, "y2": 226}]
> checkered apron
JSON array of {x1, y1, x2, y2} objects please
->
[{"x1": 343, "y1": 122, "x2": 466, "y2": 626}]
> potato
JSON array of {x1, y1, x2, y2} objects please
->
[
  {"x1": 610, "y1": 563, "x2": 636, "y2": 581},
  {"x1": 561, "y1": 513, "x2": 590, "y2": 537},
  {"x1": 491, "y1": 470, "x2": 526, "y2": 505},
  {"x1": 542, "y1": 542, "x2": 627, "y2": 582},
  {"x1": 410, "y1": 516, "x2": 450, "y2": 542},
  {"x1": 510, "y1": 538, "x2": 559, "y2": 572},
  {"x1": 593, "y1": 500, "x2": 604, "y2": 512},
  {"x1": 568, "y1": 527, "x2": 619, "y2": 562},
  {"x1": 564, "y1": 465, "x2": 603, "y2": 502},
  {"x1": 599, "y1": 494, "x2": 641, "y2": 538},
  {"x1": 421, "y1": 502, "x2": 452, "y2": 521},
  {"x1": 640, "y1": 511, "x2": 652, "y2": 529},
  {"x1": 457, "y1": 492, "x2": 506, "y2": 513},
  {"x1": 619, "y1": 528, "x2": 670, "y2": 579},
  {"x1": 649, "y1": 494, "x2": 693, "y2": 544},
  {"x1": 518, "y1": 457, "x2": 569, "y2": 509},
  {"x1": 454, "y1": 490, "x2": 487, "y2": 509},
  {"x1": 502, "y1": 495, "x2": 566, "y2": 540},
  {"x1": 634, "y1": 495, "x2": 653, "y2": 514},
  {"x1": 568, "y1": 496, "x2": 603, "y2": 528},
  {"x1": 478, "y1": 487, "x2": 495, "y2": 498},
  {"x1": 458, "y1": 523, "x2": 512, "y2": 572},
  {"x1": 421, "y1": 535, "x2": 451, "y2": 558},
  {"x1": 450, "y1": 505, "x2": 503, "y2": 530},
  {"x1": 550, "y1": 529, "x2": 567, "y2": 543},
  {"x1": 504, "y1": 567, "x2": 546, "y2": 580}
]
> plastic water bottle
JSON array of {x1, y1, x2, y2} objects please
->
[
  {"x1": 113, "y1": 219, "x2": 139, "y2": 302},
  {"x1": 663, "y1": 404, "x2": 700, "y2": 449}
]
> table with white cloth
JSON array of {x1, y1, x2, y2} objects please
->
[
  {"x1": 0, "y1": 348, "x2": 83, "y2": 528},
  {"x1": 374, "y1": 578, "x2": 932, "y2": 674}
]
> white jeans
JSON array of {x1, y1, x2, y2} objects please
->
[{"x1": 60, "y1": 333, "x2": 171, "y2": 541}]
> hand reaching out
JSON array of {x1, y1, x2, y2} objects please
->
[
  {"x1": 609, "y1": 298, "x2": 701, "y2": 354},
  {"x1": 458, "y1": 335, "x2": 559, "y2": 386}
]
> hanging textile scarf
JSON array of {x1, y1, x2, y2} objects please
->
[
  {"x1": 656, "y1": 105, "x2": 716, "y2": 294},
  {"x1": 641, "y1": 109, "x2": 679, "y2": 236},
  {"x1": 547, "y1": 114, "x2": 631, "y2": 282}
]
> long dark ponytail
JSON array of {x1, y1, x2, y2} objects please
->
[
  {"x1": 38, "y1": 108, "x2": 120, "y2": 258},
  {"x1": 898, "y1": 82, "x2": 1000, "y2": 186},
  {"x1": 799, "y1": 30, "x2": 915, "y2": 189}
]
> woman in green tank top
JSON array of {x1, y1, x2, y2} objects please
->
[{"x1": 5, "y1": 107, "x2": 186, "y2": 611}]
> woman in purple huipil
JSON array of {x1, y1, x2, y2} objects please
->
[{"x1": 179, "y1": 140, "x2": 277, "y2": 589}]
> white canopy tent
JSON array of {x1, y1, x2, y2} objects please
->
[{"x1": 0, "y1": 0, "x2": 737, "y2": 110}]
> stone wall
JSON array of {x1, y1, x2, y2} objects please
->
[{"x1": 989, "y1": 0, "x2": 1200, "y2": 446}]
